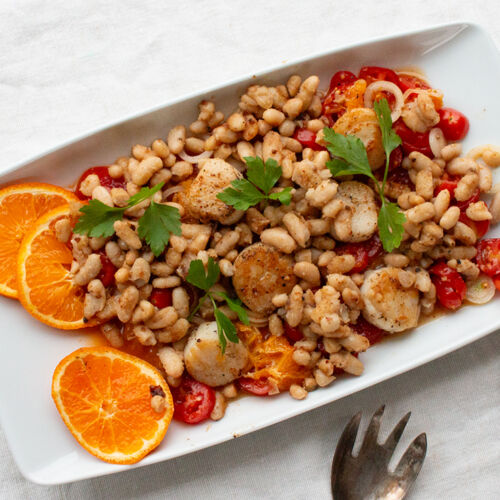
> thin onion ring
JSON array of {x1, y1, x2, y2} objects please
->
[
  {"x1": 429, "y1": 127, "x2": 447, "y2": 158},
  {"x1": 178, "y1": 149, "x2": 213, "y2": 164},
  {"x1": 364, "y1": 81, "x2": 404, "y2": 122},
  {"x1": 163, "y1": 185, "x2": 185, "y2": 200}
]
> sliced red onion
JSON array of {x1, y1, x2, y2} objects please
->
[
  {"x1": 364, "y1": 81, "x2": 404, "y2": 122},
  {"x1": 429, "y1": 127, "x2": 447, "y2": 158},
  {"x1": 178, "y1": 149, "x2": 213, "y2": 164}
]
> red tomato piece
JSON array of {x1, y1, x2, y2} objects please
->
[
  {"x1": 150, "y1": 289, "x2": 173, "y2": 309},
  {"x1": 283, "y1": 322, "x2": 304, "y2": 343},
  {"x1": 458, "y1": 212, "x2": 490, "y2": 239},
  {"x1": 171, "y1": 377, "x2": 216, "y2": 424},
  {"x1": 493, "y1": 274, "x2": 500, "y2": 292},
  {"x1": 350, "y1": 317, "x2": 387, "y2": 346},
  {"x1": 388, "y1": 146, "x2": 403, "y2": 171},
  {"x1": 438, "y1": 108, "x2": 470, "y2": 141},
  {"x1": 393, "y1": 119, "x2": 432, "y2": 157},
  {"x1": 337, "y1": 235, "x2": 383, "y2": 273},
  {"x1": 434, "y1": 179, "x2": 458, "y2": 198},
  {"x1": 328, "y1": 70, "x2": 357, "y2": 92},
  {"x1": 397, "y1": 74, "x2": 430, "y2": 93},
  {"x1": 429, "y1": 262, "x2": 467, "y2": 310},
  {"x1": 476, "y1": 239, "x2": 500, "y2": 277},
  {"x1": 455, "y1": 189, "x2": 480, "y2": 211},
  {"x1": 98, "y1": 254, "x2": 117, "y2": 287},
  {"x1": 293, "y1": 128, "x2": 324, "y2": 151},
  {"x1": 75, "y1": 166, "x2": 126, "y2": 200},
  {"x1": 358, "y1": 66, "x2": 401, "y2": 86},
  {"x1": 238, "y1": 377, "x2": 273, "y2": 396}
]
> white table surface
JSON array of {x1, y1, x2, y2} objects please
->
[{"x1": 1, "y1": 1, "x2": 499, "y2": 498}]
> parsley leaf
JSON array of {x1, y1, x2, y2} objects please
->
[
  {"x1": 378, "y1": 202, "x2": 406, "y2": 253},
  {"x1": 73, "y1": 180, "x2": 181, "y2": 256},
  {"x1": 127, "y1": 182, "x2": 165, "y2": 206},
  {"x1": 138, "y1": 202, "x2": 181, "y2": 257},
  {"x1": 217, "y1": 180, "x2": 265, "y2": 211},
  {"x1": 73, "y1": 202, "x2": 125, "y2": 238},
  {"x1": 217, "y1": 292, "x2": 250, "y2": 325},
  {"x1": 324, "y1": 128, "x2": 375, "y2": 180},
  {"x1": 323, "y1": 98, "x2": 406, "y2": 253},
  {"x1": 186, "y1": 258, "x2": 245, "y2": 353},
  {"x1": 245, "y1": 156, "x2": 282, "y2": 195},
  {"x1": 217, "y1": 156, "x2": 290, "y2": 210},
  {"x1": 373, "y1": 99, "x2": 402, "y2": 192},
  {"x1": 268, "y1": 187, "x2": 293, "y2": 205}
]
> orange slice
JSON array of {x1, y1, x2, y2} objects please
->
[
  {"x1": 17, "y1": 204, "x2": 97, "y2": 329},
  {"x1": 0, "y1": 182, "x2": 78, "y2": 298},
  {"x1": 52, "y1": 347, "x2": 173, "y2": 464}
]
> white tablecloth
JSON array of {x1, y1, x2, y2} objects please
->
[{"x1": 1, "y1": 1, "x2": 499, "y2": 498}]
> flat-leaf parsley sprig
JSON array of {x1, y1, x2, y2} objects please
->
[
  {"x1": 324, "y1": 98, "x2": 406, "y2": 252},
  {"x1": 73, "y1": 181, "x2": 181, "y2": 256},
  {"x1": 186, "y1": 258, "x2": 249, "y2": 353},
  {"x1": 217, "y1": 156, "x2": 292, "y2": 211}
]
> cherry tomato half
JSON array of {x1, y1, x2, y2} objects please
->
[
  {"x1": 75, "y1": 166, "x2": 126, "y2": 200},
  {"x1": 171, "y1": 377, "x2": 216, "y2": 424},
  {"x1": 493, "y1": 274, "x2": 500, "y2": 292},
  {"x1": 358, "y1": 66, "x2": 401, "y2": 86},
  {"x1": 438, "y1": 108, "x2": 470, "y2": 141},
  {"x1": 336, "y1": 235, "x2": 384, "y2": 273},
  {"x1": 459, "y1": 212, "x2": 490, "y2": 239},
  {"x1": 328, "y1": 70, "x2": 357, "y2": 92},
  {"x1": 350, "y1": 317, "x2": 387, "y2": 346},
  {"x1": 98, "y1": 254, "x2": 117, "y2": 288},
  {"x1": 476, "y1": 238, "x2": 500, "y2": 277},
  {"x1": 429, "y1": 262, "x2": 467, "y2": 310},
  {"x1": 397, "y1": 74, "x2": 430, "y2": 93},
  {"x1": 150, "y1": 289, "x2": 173, "y2": 309},
  {"x1": 388, "y1": 146, "x2": 403, "y2": 171},
  {"x1": 293, "y1": 128, "x2": 323, "y2": 151},
  {"x1": 434, "y1": 179, "x2": 458, "y2": 198},
  {"x1": 283, "y1": 322, "x2": 303, "y2": 344},
  {"x1": 238, "y1": 377, "x2": 273, "y2": 396},
  {"x1": 393, "y1": 119, "x2": 432, "y2": 157}
]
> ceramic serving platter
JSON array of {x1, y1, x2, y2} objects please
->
[{"x1": 0, "y1": 21, "x2": 499, "y2": 485}]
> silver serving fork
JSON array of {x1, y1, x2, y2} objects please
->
[{"x1": 331, "y1": 406, "x2": 427, "y2": 500}]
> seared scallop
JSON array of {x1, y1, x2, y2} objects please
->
[
  {"x1": 331, "y1": 181, "x2": 378, "y2": 242},
  {"x1": 232, "y1": 243, "x2": 296, "y2": 314},
  {"x1": 184, "y1": 321, "x2": 249, "y2": 387},
  {"x1": 183, "y1": 158, "x2": 243, "y2": 224},
  {"x1": 333, "y1": 108, "x2": 385, "y2": 170},
  {"x1": 360, "y1": 267, "x2": 420, "y2": 333}
]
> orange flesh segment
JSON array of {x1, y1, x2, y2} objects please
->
[
  {"x1": 0, "y1": 183, "x2": 77, "y2": 298},
  {"x1": 52, "y1": 347, "x2": 173, "y2": 464},
  {"x1": 17, "y1": 205, "x2": 98, "y2": 329}
]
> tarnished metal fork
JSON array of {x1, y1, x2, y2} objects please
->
[{"x1": 331, "y1": 406, "x2": 427, "y2": 500}]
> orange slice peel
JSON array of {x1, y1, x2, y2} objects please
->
[
  {"x1": 17, "y1": 204, "x2": 98, "y2": 330},
  {"x1": 52, "y1": 347, "x2": 173, "y2": 464},
  {"x1": 0, "y1": 182, "x2": 78, "y2": 298}
]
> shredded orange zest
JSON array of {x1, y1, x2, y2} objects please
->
[{"x1": 239, "y1": 324, "x2": 311, "y2": 391}]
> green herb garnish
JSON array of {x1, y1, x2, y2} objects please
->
[
  {"x1": 324, "y1": 98, "x2": 406, "y2": 252},
  {"x1": 186, "y1": 258, "x2": 249, "y2": 353},
  {"x1": 73, "y1": 182, "x2": 181, "y2": 256},
  {"x1": 217, "y1": 156, "x2": 292, "y2": 210}
]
